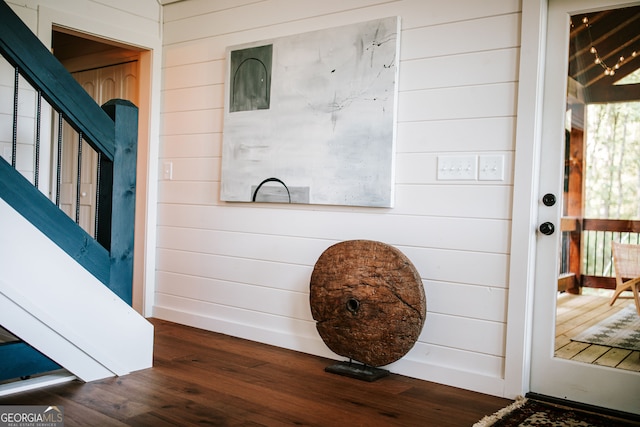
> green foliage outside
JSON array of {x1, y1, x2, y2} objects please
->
[
  {"x1": 585, "y1": 101, "x2": 640, "y2": 220},
  {"x1": 583, "y1": 99, "x2": 640, "y2": 276}
]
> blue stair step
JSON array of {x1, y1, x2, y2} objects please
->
[{"x1": 0, "y1": 341, "x2": 61, "y2": 382}]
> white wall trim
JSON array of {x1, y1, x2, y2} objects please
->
[
  {"x1": 36, "y1": 5, "x2": 159, "y2": 49},
  {"x1": 503, "y1": 0, "x2": 547, "y2": 399}
]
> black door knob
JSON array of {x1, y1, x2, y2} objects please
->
[
  {"x1": 542, "y1": 193, "x2": 556, "y2": 206},
  {"x1": 539, "y1": 222, "x2": 555, "y2": 235}
]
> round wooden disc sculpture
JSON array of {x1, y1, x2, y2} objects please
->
[{"x1": 310, "y1": 240, "x2": 426, "y2": 367}]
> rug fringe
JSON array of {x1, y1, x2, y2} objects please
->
[{"x1": 472, "y1": 395, "x2": 528, "y2": 427}]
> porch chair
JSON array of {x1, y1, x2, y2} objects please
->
[{"x1": 610, "y1": 241, "x2": 640, "y2": 315}]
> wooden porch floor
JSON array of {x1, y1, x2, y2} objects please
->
[{"x1": 555, "y1": 293, "x2": 640, "y2": 371}]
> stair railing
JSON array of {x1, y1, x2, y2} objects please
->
[{"x1": 0, "y1": 0, "x2": 138, "y2": 305}]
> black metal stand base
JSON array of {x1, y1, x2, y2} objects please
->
[{"x1": 324, "y1": 361, "x2": 389, "y2": 382}]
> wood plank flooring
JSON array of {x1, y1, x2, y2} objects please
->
[
  {"x1": 555, "y1": 293, "x2": 640, "y2": 371},
  {"x1": 0, "y1": 318, "x2": 511, "y2": 426}
]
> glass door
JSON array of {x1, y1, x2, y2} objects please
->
[{"x1": 529, "y1": 0, "x2": 640, "y2": 415}]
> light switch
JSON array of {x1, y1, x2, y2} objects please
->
[
  {"x1": 437, "y1": 155, "x2": 477, "y2": 180},
  {"x1": 478, "y1": 155, "x2": 504, "y2": 181},
  {"x1": 162, "y1": 161, "x2": 173, "y2": 180}
]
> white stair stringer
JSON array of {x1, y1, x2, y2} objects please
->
[{"x1": 0, "y1": 198, "x2": 153, "y2": 382}]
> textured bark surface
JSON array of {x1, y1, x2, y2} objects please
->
[{"x1": 310, "y1": 240, "x2": 426, "y2": 367}]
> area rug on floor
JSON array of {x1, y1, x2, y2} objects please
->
[
  {"x1": 571, "y1": 304, "x2": 640, "y2": 351},
  {"x1": 473, "y1": 397, "x2": 640, "y2": 427}
]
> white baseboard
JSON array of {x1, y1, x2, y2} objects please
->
[{"x1": 152, "y1": 305, "x2": 507, "y2": 397}]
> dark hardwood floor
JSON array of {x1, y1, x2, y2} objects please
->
[{"x1": 0, "y1": 319, "x2": 511, "y2": 426}]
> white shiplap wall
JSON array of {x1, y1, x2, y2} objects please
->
[{"x1": 156, "y1": 0, "x2": 521, "y2": 397}]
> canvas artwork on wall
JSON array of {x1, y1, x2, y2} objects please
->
[{"x1": 221, "y1": 16, "x2": 400, "y2": 207}]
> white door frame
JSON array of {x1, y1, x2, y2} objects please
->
[
  {"x1": 510, "y1": 0, "x2": 640, "y2": 412},
  {"x1": 504, "y1": 0, "x2": 549, "y2": 399},
  {"x1": 36, "y1": 5, "x2": 162, "y2": 317}
]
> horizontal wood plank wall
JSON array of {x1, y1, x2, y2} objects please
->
[{"x1": 158, "y1": 0, "x2": 521, "y2": 397}]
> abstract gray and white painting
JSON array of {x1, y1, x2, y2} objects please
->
[{"x1": 221, "y1": 17, "x2": 400, "y2": 207}]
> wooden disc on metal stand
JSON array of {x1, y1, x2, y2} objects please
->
[{"x1": 310, "y1": 240, "x2": 426, "y2": 380}]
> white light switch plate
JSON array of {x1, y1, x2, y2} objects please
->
[
  {"x1": 437, "y1": 155, "x2": 477, "y2": 180},
  {"x1": 478, "y1": 155, "x2": 505, "y2": 181},
  {"x1": 162, "y1": 161, "x2": 173, "y2": 180}
]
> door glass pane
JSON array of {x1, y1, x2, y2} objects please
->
[{"x1": 556, "y1": 5, "x2": 640, "y2": 369}]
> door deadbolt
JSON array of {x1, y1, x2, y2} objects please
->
[
  {"x1": 542, "y1": 193, "x2": 556, "y2": 207},
  {"x1": 539, "y1": 222, "x2": 555, "y2": 235}
]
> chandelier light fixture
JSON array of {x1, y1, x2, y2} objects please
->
[{"x1": 581, "y1": 16, "x2": 638, "y2": 76}]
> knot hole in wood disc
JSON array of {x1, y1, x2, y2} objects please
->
[{"x1": 346, "y1": 297, "x2": 360, "y2": 314}]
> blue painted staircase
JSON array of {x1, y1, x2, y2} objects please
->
[{"x1": 0, "y1": 0, "x2": 152, "y2": 387}]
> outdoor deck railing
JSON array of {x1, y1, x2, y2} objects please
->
[{"x1": 560, "y1": 217, "x2": 640, "y2": 292}]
